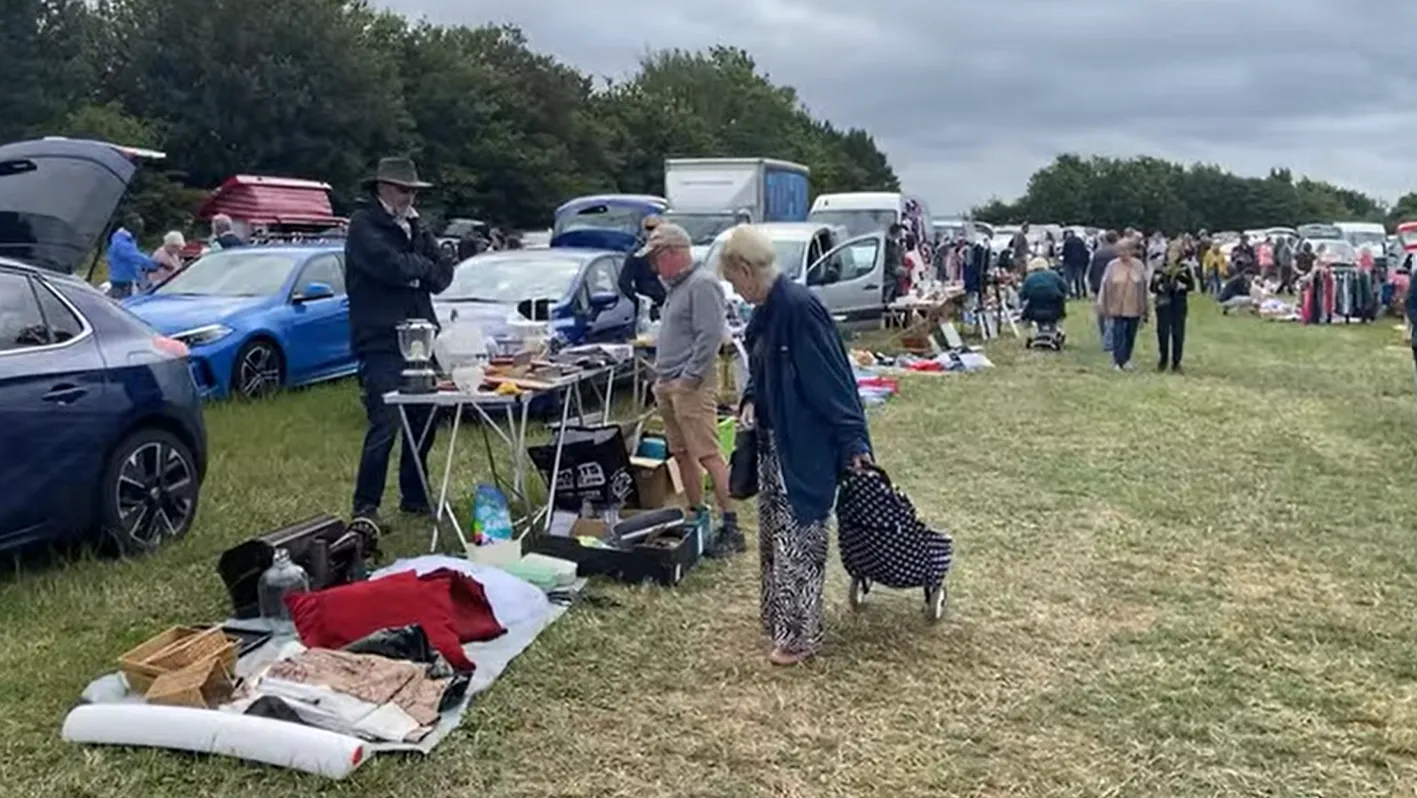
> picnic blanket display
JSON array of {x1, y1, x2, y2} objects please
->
[{"x1": 63, "y1": 553, "x2": 578, "y2": 779}]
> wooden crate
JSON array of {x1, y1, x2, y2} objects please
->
[{"x1": 145, "y1": 655, "x2": 233, "y2": 709}]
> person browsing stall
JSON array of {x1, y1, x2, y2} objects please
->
[
  {"x1": 639, "y1": 222, "x2": 743, "y2": 557},
  {"x1": 618, "y1": 215, "x2": 668, "y2": 317},
  {"x1": 105, "y1": 215, "x2": 156, "y2": 299},
  {"x1": 344, "y1": 157, "x2": 454, "y2": 530},
  {"x1": 718, "y1": 224, "x2": 872, "y2": 666}
]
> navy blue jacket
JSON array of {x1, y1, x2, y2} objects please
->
[
  {"x1": 618, "y1": 251, "x2": 666, "y2": 307},
  {"x1": 1405, "y1": 277, "x2": 1417, "y2": 343},
  {"x1": 344, "y1": 198, "x2": 454, "y2": 356},
  {"x1": 1062, "y1": 236, "x2": 1089, "y2": 269},
  {"x1": 741, "y1": 276, "x2": 871, "y2": 525}
]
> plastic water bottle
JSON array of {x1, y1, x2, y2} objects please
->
[
  {"x1": 257, "y1": 548, "x2": 310, "y2": 636},
  {"x1": 635, "y1": 301, "x2": 652, "y2": 338}
]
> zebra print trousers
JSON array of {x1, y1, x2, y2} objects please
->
[{"x1": 757, "y1": 433, "x2": 829, "y2": 657}]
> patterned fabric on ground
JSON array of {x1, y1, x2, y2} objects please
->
[
  {"x1": 756, "y1": 434, "x2": 828, "y2": 658},
  {"x1": 267, "y1": 648, "x2": 447, "y2": 725},
  {"x1": 836, "y1": 466, "x2": 953, "y2": 590}
]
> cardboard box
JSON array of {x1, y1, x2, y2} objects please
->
[{"x1": 630, "y1": 456, "x2": 684, "y2": 509}]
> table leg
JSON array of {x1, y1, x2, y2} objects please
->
[
  {"x1": 396, "y1": 405, "x2": 442, "y2": 551},
  {"x1": 600, "y1": 367, "x2": 615, "y2": 425},
  {"x1": 538, "y1": 385, "x2": 574, "y2": 533},
  {"x1": 431, "y1": 405, "x2": 470, "y2": 552}
]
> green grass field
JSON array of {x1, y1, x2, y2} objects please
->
[{"x1": 4, "y1": 301, "x2": 1417, "y2": 797}]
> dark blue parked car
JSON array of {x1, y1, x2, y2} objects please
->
[
  {"x1": 432, "y1": 248, "x2": 636, "y2": 346},
  {"x1": 0, "y1": 137, "x2": 207, "y2": 555},
  {"x1": 124, "y1": 244, "x2": 355, "y2": 399}
]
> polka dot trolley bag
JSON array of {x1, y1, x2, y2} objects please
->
[{"x1": 836, "y1": 465, "x2": 953, "y2": 619}]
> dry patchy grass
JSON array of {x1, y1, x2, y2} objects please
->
[{"x1": 3, "y1": 301, "x2": 1417, "y2": 796}]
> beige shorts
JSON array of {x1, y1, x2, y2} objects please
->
[{"x1": 653, "y1": 369, "x2": 721, "y2": 461}]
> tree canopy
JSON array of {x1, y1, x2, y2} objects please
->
[
  {"x1": 7, "y1": 0, "x2": 899, "y2": 233},
  {"x1": 973, "y1": 154, "x2": 1413, "y2": 233}
]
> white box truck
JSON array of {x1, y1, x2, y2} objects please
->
[{"x1": 662, "y1": 158, "x2": 811, "y2": 259}]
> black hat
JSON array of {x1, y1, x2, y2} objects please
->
[{"x1": 362, "y1": 157, "x2": 433, "y2": 190}]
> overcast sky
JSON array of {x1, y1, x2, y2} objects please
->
[{"x1": 382, "y1": 0, "x2": 1415, "y2": 215}]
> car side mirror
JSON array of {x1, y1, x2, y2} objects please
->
[
  {"x1": 294, "y1": 281, "x2": 334, "y2": 303},
  {"x1": 588, "y1": 290, "x2": 619, "y2": 313}
]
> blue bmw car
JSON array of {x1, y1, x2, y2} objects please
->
[
  {"x1": 124, "y1": 245, "x2": 356, "y2": 399},
  {"x1": 0, "y1": 136, "x2": 207, "y2": 555}
]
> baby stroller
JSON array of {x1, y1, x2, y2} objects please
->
[
  {"x1": 836, "y1": 465, "x2": 953, "y2": 620},
  {"x1": 1025, "y1": 320, "x2": 1066, "y2": 350}
]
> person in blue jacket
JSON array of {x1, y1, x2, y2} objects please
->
[
  {"x1": 105, "y1": 216, "x2": 156, "y2": 299},
  {"x1": 716, "y1": 224, "x2": 872, "y2": 667}
]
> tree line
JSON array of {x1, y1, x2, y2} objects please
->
[
  {"x1": 5, "y1": 0, "x2": 900, "y2": 234},
  {"x1": 973, "y1": 154, "x2": 1417, "y2": 235}
]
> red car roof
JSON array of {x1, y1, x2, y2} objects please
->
[{"x1": 195, "y1": 174, "x2": 343, "y2": 225}]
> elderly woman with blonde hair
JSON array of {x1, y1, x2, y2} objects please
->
[
  {"x1": 147, "y1": 230, "x2": 186, "y2": 288},
  {"x1": 716, "y1": 225, "x2": 873, "y2": 667}
]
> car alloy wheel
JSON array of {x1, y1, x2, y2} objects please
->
[
  {"x1": 235, "y1": 341, "x2": 282, "y2": 398},
  {"x1": 115, "y1": 440, "x2": 197, "y2": 548}
]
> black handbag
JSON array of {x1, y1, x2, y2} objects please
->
[{"x1": 728, "y1": 425, "x2": 759, "y2": 499}]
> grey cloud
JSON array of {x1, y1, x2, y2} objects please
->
[{"x1": 383, "y1": 0, "x2": 1417, "y2": 213}]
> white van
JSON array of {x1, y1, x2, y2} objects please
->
[
  {"x1": 703, "y1": 222, "x2": 885, "y2": 325},
  {"x1": 1333, "y1": 221, "x2": 1388, "y2": 266},
  {"x1": 808, "y1": 192, "x2": 934, "y2": 245}
]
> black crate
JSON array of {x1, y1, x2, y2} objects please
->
[{"x1": 527, "y1": 519, "x2": 701, "y2": 587}]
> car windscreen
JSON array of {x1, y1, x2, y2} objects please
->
[
  {"x1": 1346, "y1": 231, "x2": 1386, "y2": 247},
  {"x1": 807, "y1": 209, "x2": 896, "y2": 239},
  {"x1": 154, "y1": 250, "x2": 301, "y2": 296},
  {"x1": 553, "y1": 206, "x2": 640, "y2": 238},
  {"x1": 442, "y1": 255, "x2": 584, "y2": 302},
  {"x1": 705, "y1": 238, "x2": 807, "y2": 280}
]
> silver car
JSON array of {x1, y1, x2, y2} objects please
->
[{"x1": 703, "y1": 222, "x2": 887, "y2": 324}]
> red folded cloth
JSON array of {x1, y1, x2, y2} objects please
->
[
  {"x1": 416, "y1": 568, "x2": 505, "y2": 643},
  {"x1": 286, "y1": 571, "x2": 495, "y2": 672}
]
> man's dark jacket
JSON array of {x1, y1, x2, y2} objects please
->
[
  {"x1": 1062, "y1": 236, "x2": 1089, "y2": 270},
  {"x1": 617, "y1": 251, "x2": 666, "y2": 307},
  {"x1": 344, "y1": 200, "x2": 454, "y2": 356},
  {"x1": 1088, "y1": 243, "x2": 1116, "y2": 295}
]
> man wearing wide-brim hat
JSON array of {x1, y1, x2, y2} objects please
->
[{"x1": 345, "y1": 156, "x2": 454, "y2": 530}]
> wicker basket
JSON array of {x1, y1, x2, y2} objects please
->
[
  {"x1": 148, "y1": 626, "x2": 237, "y2": 673},
  {"x1": 118, "y1": 626, "x2": 201, "y2": 693},
  {"x1": 145, "y1": 655, "x2": 233, "y2": 709},
  {"x1": 117, "y1": 626, "x2": 237, "y2": 694}
]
